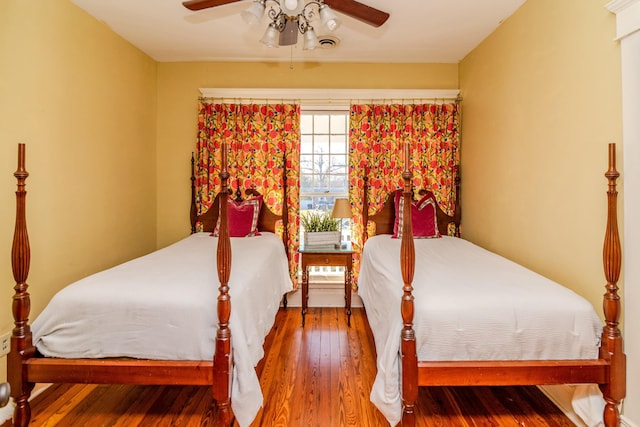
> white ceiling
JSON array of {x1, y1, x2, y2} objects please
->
[{"x1": 69, "y1": 0, "x2": 526, "y2": 64}]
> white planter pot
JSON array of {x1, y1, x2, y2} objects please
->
[{"x1": 304, "y1": 231, "x2": 340, "y2": 247}]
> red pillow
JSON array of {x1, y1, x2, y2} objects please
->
[
  {"x1": 392, "y1": 190, "x2": 441, "y2": 239},
  {"x1": 212, "y1": 195, "x2": 262, "y2": 237}
]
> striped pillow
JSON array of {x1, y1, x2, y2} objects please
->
[{"x1": 392, "y1": 190, "x2": 440, "y2": 239}]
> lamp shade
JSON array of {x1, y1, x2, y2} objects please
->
[
  {"x1": 331, "y1": 198, "x2": 352, "y2": 219},
  {"x1": 260, "y1": 22, "x2": 280, "y2": 47},
  {"x1": 319, "y1": 5, "x2": 340, "y2": 32},
  {"x1": 302, "y1": 26, "x2": 320, "y2": 50},
  {"x1": 241, "y1": 0, "x2": 265, "y2": 26}
]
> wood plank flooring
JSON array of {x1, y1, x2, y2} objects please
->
[{"x1": 9, "y1": 308, "x2": 575, "y2": 427}]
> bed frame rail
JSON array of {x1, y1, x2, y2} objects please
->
[{"x1": 25, "y1": 359, "x2": 215, "y2": 385}]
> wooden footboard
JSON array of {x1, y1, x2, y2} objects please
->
[{"x1": 397, "y1": 143, "x2": 625, "y2": 427}]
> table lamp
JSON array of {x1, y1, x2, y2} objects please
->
[{"x1": 331, "y1": 198, "x2": 352, "y2": 249}]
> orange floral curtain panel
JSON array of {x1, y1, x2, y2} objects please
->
[
  {"x1": 348, "y1": 102, "x2": 460, "y2": 283},
  {"x1": 194, "y1": 100, "x2": 301, "y2": 280}
]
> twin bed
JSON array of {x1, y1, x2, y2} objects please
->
[
  {"x1": 358, "y1": 143, "x2": 626, "y2": 426},
  {"x1": 7, "y1": 143, "x2": 293, "y2": 427},
  {"x1": 7, "y1": 141, "x2": 626, "y2": 427}
]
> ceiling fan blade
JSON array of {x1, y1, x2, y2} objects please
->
[
  {"x1": 182, "y1": 0, "x2": 243, "y2": 11},
  {"x1": 322, "y1": 0, "x2": 389, "y2": 27}
]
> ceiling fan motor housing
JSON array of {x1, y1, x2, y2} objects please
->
[{"x1": 279, "y1": 17, "x2": 299, "y2": 45}]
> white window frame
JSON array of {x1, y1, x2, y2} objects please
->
[{"x1": 299, "y1": 107, "x2": 351, "y2": 280}]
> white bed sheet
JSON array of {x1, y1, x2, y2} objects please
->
[
  {"x1": 31, "y1": 231, "x2": 293, "y2": 427},
  {"x1": 358, "y1": 235, "x2": 603, "y2": 426}
]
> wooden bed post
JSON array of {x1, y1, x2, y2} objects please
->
[
  {"x1": 400, "y1": 142, "x2": 418, "y2": 427},
  {"x1": 213, "y1": 141, "x2": 233, "y2": 426},
  {"x1": 190, "y1": 152, "x2": 198, "y2": 234},
  {"x1": 282, "y1": 152, "x2": 289, "y2": 248},
  {"x1": 362, "y1": 166, "x2": 370, "y2": 243},
  {"x1": 281, "y1": 152, "x2": 290, "y2": 308},
  {"x1": 453, "y1": 169, "x2": 461, "y2": 237},
  {"x1": 599, "y1": 143, "x2": 626, "y2": 426},
  {"x1": 8, "y1": 143, "x2": 36, "y2": 427}
]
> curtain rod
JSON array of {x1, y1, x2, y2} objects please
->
[{"x1": 199, "y1": 88, "x2": 460, "y2": 105}]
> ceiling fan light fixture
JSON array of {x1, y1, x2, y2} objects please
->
[
  {"x1": 260, "y1": 22, "x2": 280, "y2": 47},
  {"x1": 319, "y1": 4, "x2": 340, "y2": 32},
  {"x1": 237, "y1": 0, "x2": 373, "y2": 50},
  {"x1": 302, "y1": 26, "x2": 320, "y2": 50},
  {"x1": 241, "y1": 0, "x2": 266, "y2": 26}
]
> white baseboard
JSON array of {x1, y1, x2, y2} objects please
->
[
  {"x1": 540, "y1": 385, "x2": 638, "y2": 427},
  {"x1": 622, "y1": 415, "x2": 639, "y2": 427},
  {"x1": 539, "y1": 385, "x2": 586, "y2": 426}
]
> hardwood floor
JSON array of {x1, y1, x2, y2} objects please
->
[{"x1": 10, "y1": 308, "x2": 575, "y2": 427}]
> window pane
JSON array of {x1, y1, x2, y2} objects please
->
[
  {"x1": 300, "y1": 176, "x2": 314, "y2": 193},
  {"x1": 330, "y1": 163, "x2": 347, "y2": 176},
  {"x1": 330, "y1": 154, "x2": 347, "y2": 169},
  {"x1": 313, "y1": 115, "x2": 330, "y2": 133},
  {"x1": 300, "y1": 115, "x2": 313, "y2": 133},
  {"x1": 315, "y1": 135, "x2": 329, "y2": 154},
  {"x1": 316, "y1": 154, "x2": 331, "y2": 175},
  {"x1": 300, "y1": 155, "x2": 314, "y2": 174},
  {"x1": 300, "y1": 196, "x2": 314, "y2": 210},
  {"x1": 301, "y1": 135, "x2": 313, "y2": 154},
  {"x1": 330, "y1": 114, "x2": 347, "y2": 134},
  {"x1": 330, "y1": 174, "x2": 348, "y2": 193},
  {"x1": 330, "y1": 136, "x2": 346, "y2": 154}
]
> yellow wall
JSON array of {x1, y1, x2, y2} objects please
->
[
  {"x1": 156, "y1": 62, "x2": 458, "y2": 247},
  {"x1": 1, "y1": 0, "x2": 627, "y2": 409},
  {"x1": 0, "y1": 0, "x2": 158, "y2": 382},
  {"x1": 459, "y1": 0, "x2": 621, "y2": 311}
]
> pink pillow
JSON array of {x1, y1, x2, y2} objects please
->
[
  {"x1": 212, "y1": 195, "x2": 262, "y2": 237},
  {"x1": 392, "y1": 190, "x2": 441, "y2": 239}
]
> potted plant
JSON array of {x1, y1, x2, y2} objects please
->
[{"x1": 300, "y1": 210, "x2": 340, "y2": 248}]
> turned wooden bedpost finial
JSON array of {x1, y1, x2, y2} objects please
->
[
  {"x1": 599, "y1": 143, "x2": 626, "y2": 426},
  {"x1": 213, "y1": 140, "x2": 233, "y2": 425},
  {"x1": 400, "y1": 142, "x2": 417, "y2": 426},
  {"x1": 9, "y1": 143, "x2": 36, "y2": 427}
]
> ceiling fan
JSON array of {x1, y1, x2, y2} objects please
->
[{"x1": 182, "y1": 0, "x2": 390, "y2": 28}]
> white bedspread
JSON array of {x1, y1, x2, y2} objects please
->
[
  {"x1": 32, "y1": 231, "x2": 293, "y2": 427},
  {"x1": 358, "y1": 235, "x2": 603, "y2": 426}
]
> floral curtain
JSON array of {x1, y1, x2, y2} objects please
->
[
  {"x1": 348, "y1": 102, "x2": 460, "y2": 284},
  {"x1": 194, "y1": 100, "x2": 301, "y2": 282}
]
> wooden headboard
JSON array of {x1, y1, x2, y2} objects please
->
[
  {"x1": 362, "y1": 174, "x2": 461, "y2": 240},
  {"x1": 189, "y1": 154, "x2": 289, "y2": 236},
  {"x1": 193, "y1": 188, "x2": 284, "y2": 234}
]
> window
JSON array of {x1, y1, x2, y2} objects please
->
[
  {"x1": 300, "y1": 108, "x2": 350, "y2": 280},
  {"x1": 300, "y1": 109, "x2": 349, "y2": 215}
]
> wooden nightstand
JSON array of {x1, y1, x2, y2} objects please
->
[{"x1": 299, "y1": 243, "x2": 354, "y2": 327}]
